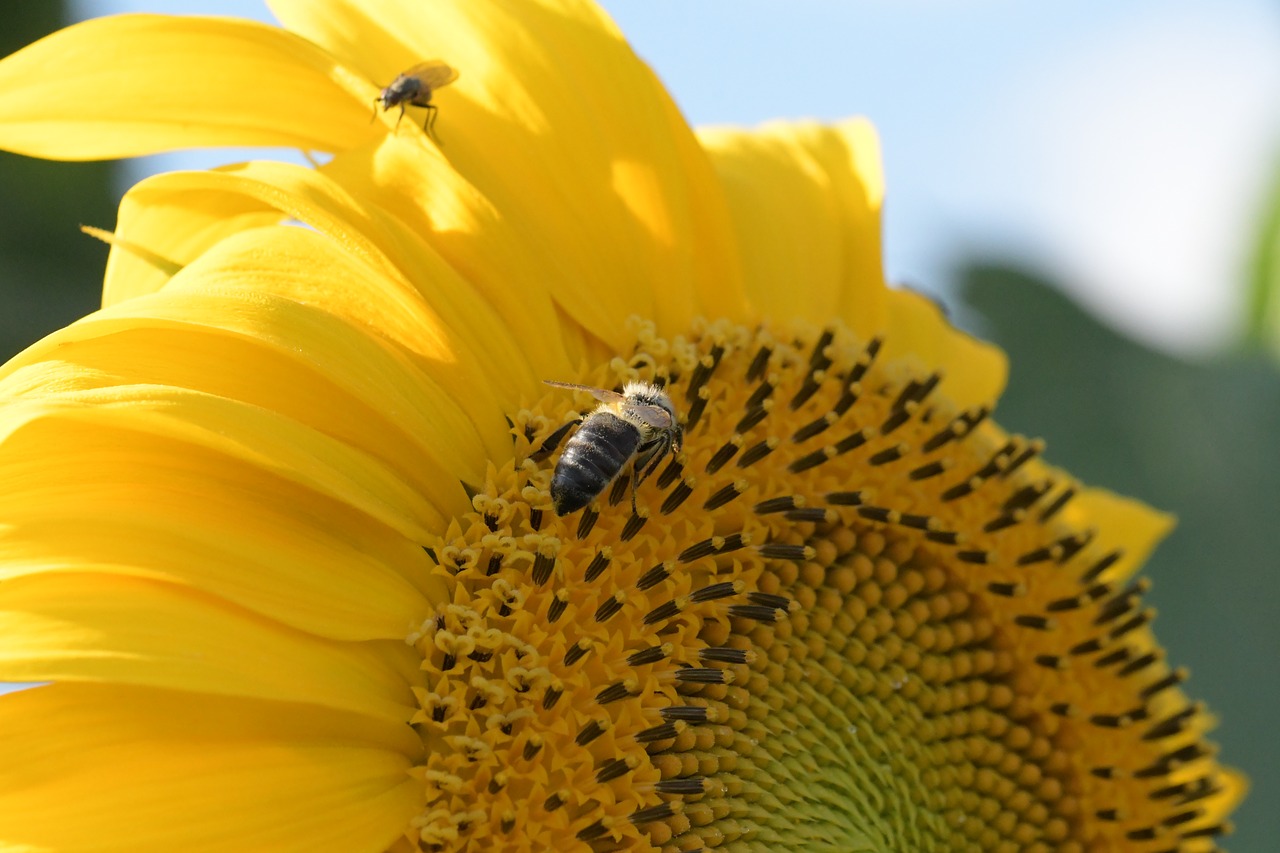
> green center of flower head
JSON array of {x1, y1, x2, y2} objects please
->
[{"x1": 406, "y1": 318, "x2": 1232, "y2": 852}]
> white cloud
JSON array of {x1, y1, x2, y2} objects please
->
[{"x1": 944, "y1": 3, "x2": 1280, "y2": 354}]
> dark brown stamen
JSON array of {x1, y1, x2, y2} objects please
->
[
  {"x1": 619, "y1": 512, "x2": 647, "y2": 541},
  {"x1": 755, "y1": 495, "x2": 803, "y2": 514},
  {"x1": 659, "y1": 705, "x2": 708, "y2": 723},
  {"x1": 689, "y1": 581, "x2": 741, "y2": 602},
  {"x1": 1080, "y1": 550, "x2": 1123, "y2": 584},
  {"x1": 584, "y1": 549, "x2": 611, "y2": 582},
  {"x1": 608, "y1": 475, "x2": 630, "y2": 507},
  {"x1": 654, "y1": 778, "x2": 708, "y2": 796},
  {"x1": 563, "y1": 642, "x2": 592, "y2": 666},
  {"x1": 576, "y1": 506, "x2": 598, "y2": 539},
  {"x1": 674, "y1": 667, "x2": 729, "y2": 684},
  {"x1": 575, "y1": 719, "x2": 607, "y2": 745},
  {"x1": 547, "y1": 590, "x2": 569, "y2": 623},
  {"x1": 1039, "y1": 486, "x2": 1075, "y2": 520},
  {"x1": 704, "y1": 437, "x2": 742, "y2": 474},
  {"x1": 634, "y1": 723, "x2": 680, "y2": 745},
  {"x1": 596, "y1": 681, "x2": 636, "y2": 705},
  {"x1": 627, "y1": 644, "x2": 669, "y2": 666},
  {"x1": 792, "y1": 413, "x2": 838, "y2": 443},
  {"x1": 789, "y1": 371, "x2": 825, "y2": 410},
  {"x1": 532, "y1": 552, "x2": 556, "y2": 585},
  {"x1": 643, "y1": 599, "x2": 685, "y2": 625},
  {"x1": 908, "y1": 459, "x2": 949, "y2": 480},
  {"x1": 685, "y1": 346, "x2": 723, "y2": 403},
  {"x1": 660, "y1": 479, "x2": 694, "y2": 514},
  {"x1": 699, "y1": 647, "x2": 751, "y2": 665},
  {"x1": 594, "y1": 592, "x2": 625, "y2": 623},
  {"x1": 757, "y1": 543, "x2": 812, "y2": 561},
  {"x1": 635, "y1": 562, "x2": 672, "y2": 591},
  {"x1": 745, "y1": 345, "x2": 771, "y2": 382},
  {"x1": 656, "y1": 459, "x2": 684, "y2": 490},
  {"x1": 735, "y1": 404, "x2": 771, "y2": 434},
  {"x1": 529, "y1": 419, "x2": 580, "y2": 463},
  {"x1": 703, "y1": 481, "x2": 744, "y2": 511},
  {"x1": 1140, "y1": 668, "x2": 1188, "y2": 700},
  {"x1": 736, "y1": 438, "x2": 777, "y2": 468},
  {"x1": 630, "y1": 802, "x2": 677, "y2": 823},
  {"x1": 684, "y1": 393, "x2": 709, "y2": 431},
  {"x1": 726, "y1": 604, "x2": 783, "y2": 622},
  {"x1": 595, "y1": 757, "x2": 634, "y2": 783}
]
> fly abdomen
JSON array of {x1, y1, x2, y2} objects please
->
[{"x1": 550, "y1": 413, "x2": 640, "y2": 515}]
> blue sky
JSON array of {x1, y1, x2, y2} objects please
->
[{"x1": 80, "y1": 0, "x2": 1280, "y2": 354}]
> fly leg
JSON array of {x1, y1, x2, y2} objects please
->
[{"x1": 423, "y1": 103, "x2": 441, "y2": 143}]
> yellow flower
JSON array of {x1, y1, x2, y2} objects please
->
[{"x1": 0, "y1": 2, "x2": 1245, "y2": 851}]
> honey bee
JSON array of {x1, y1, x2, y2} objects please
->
[
  {"x1": 544, "y1": 380, "x2": 684, "y2": 516},
  {"x1": 375, "y1": 60, "x2": 459, "y2": 142}
]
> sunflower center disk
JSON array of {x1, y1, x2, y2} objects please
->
[{"x1": 407, "y1": 318, "x2": 1230, "y2": 852}]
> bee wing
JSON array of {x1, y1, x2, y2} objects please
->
[
  {"x1": 405, "y1": 60, "x2": 460, "y2": 90},
  {"x1": 625, "y1": 404, "x2": 674, "y2": 429},
  {"x1": 543, "y1": 379, "x2": 626, "y2": 405}
]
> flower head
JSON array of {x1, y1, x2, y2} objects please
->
[{"x1": 0, "y1": 1, "x2": 1244, "y2": 851}]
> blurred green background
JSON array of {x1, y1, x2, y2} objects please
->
[
  {"x1": 0, "y1": 8, "x2": 113, "y2": 359},
  {"x1": 2, "y1": 4, "x2": 1277, "y2": 852},
  {"x1": 959, "y1": 263, "x2": 1279, "y2": 851}
]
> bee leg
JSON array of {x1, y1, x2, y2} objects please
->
[
  {"x1": 632, "y1": 435, "x2": 671, "y2": 488},
  {"x1": 628, "y1": 433, "x2": 672, "y2": 514},
  {"x1": 627, "y1": 455, "x2": 650, "y2": 516},
  {"x1": 394, "y1": 103, "x2": 406, "y2": 132},
  {"x1": 370, "y1": 98, "x2": 379, "y2": 124}
]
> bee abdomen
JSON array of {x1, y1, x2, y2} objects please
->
[{"x1": 550, "y1": 415, "x2": 640, "y2": 515}]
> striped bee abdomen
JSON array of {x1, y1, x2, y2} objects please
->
[{"x1": 550, "y1": 413, "x2": 641, "y2": 515}]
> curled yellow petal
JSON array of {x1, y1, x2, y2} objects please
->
[
  {"x1": 0, "y1": 14, "x2": 376, "y2": 160},
  {"x1": 100, "y1": 162, "x2": 556, "y2": 410}
]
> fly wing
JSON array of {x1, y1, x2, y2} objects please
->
[
  {"x1": 405, "y1": 60, "x2": 460, "y2": 90},
  {"x1": 543, "y1": 379, "x2": 626, "y2": 405}
]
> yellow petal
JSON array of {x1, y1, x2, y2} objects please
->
[
  {"x1": 1065, "y1": 485, "x2": 1176, "y2": 584},
  {"x1": 4, "y1": 226, "x2": 508, "y2": 517},
  {"x1": 0, "y1": 572, "x2": 419, "y2": 722},
  {"x1": 100, "y1": 162, "x2": 553, "y2": 412},
  {"x1": 0, "y1": 14, "x2": 377, "y2": 161},
  {"x1": 699, "y1": 117, "x2": 887, "y2": 337},
  {"x1": 885, "y1": 286, "x2": 1009, "y2": 410},
  {"x1": 321, "y1": 139, "x2": 604, "y2": 371},
  {"x1": 0, "y1": 683, "x2": 421, "y2": 852},
  {"x1": 271, "y1": 0, "x2": 747, "y2": 344},
  {"x1": 0, "y1": 395, "x2": 441, "y2": 641},
  {"x1": 0, "y1": 367, "x2": 447, "y2": 545},
  {"x1": 99, "y1": 172, "x2": 285, "y2": 307}
]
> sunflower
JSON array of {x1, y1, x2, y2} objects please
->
[{"x1": 0, "y1": 1, "x2": 1245, "y2": 851}]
